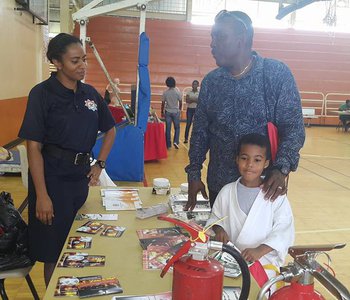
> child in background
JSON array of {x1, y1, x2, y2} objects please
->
[{"x1": 207, "y1": 133, "x2": 294, "y2": 281}]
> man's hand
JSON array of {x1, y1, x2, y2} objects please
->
[
  {"x1": 36, "y1": 195, "x2": 54, "y2": 225},
  {"x1": 261, "y1": 168, "x2": 287, "y2": 201},
  {"x1": 213, "y1": 225, "x2": 230, "y2": 244},
  {"x1": 184, "y1": 180, "x2": 208, "y2": 211}
]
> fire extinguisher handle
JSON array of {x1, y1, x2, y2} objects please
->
[
  {"x1": 158, "y1": 215, "x2": 209, "y2": 242},
  {"x1": 160, "y1": 240, "x2": 192, "y2": 278}
]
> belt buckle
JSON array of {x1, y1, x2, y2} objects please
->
[{"x1": 74, "y1": 153, "x2": 84, "y2": 165}]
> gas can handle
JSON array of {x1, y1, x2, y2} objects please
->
[{"x1": 289, "y1": 243, "x2": 345, "y2": 258}]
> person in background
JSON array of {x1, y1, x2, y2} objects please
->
[
  {"x1": 338, "y1": 99, "x2": 350, "y2": 131},
  {"x1": 18, "y1": 33, "x2": 116, "y2": 287},
  {"x1": 207, "y1": 133, "x2": 294, "y2": 284},
  {"x1": 161, "y1": 77, "x2": 182, "y2": 149},
  {"x1": 104, "y1": 78, "x2": 120, "y2": 106},
  {"x1": 185, "y1": 10, "x2": 305, "y2": 209},
  {"x1": 184, "y1": 80, "x2": 200, "y2": 143}
]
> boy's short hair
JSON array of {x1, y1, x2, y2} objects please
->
[{"x1": 237, "y1": 133, "x2": 271, "y2": 160}]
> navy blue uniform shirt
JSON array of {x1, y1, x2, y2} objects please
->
[
  {"x1": 185, "y1": 53, "x2": 305, "y2": 193},
  {"x1": 19, "y1": 73, "x2": 115, "y2": 153}
]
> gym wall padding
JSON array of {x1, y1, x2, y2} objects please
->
[
  {"x1": 92, "y1": 33, "x2": 150, "y2": 182},
  {"x1": 93, "y1": 124, "x2": 144, "y2": 182}
]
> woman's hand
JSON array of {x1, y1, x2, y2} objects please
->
[
  {"x1": 87, "y1": 164, "x2": 102, "y2": 186},
  {"x1": 36, "y1": 195, "x2": 54, "y2": 225}
]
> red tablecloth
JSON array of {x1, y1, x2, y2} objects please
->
[
  {"x1": 109, "y1": 106, "x2": 125, "y2": 123},
  {"x1": 144, "y1": 122, "x2": 167, "y2": 161}
]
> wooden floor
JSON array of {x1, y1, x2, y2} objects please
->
[{"x1": 1, "y1": 125, "x2": 350, "y2": 299}]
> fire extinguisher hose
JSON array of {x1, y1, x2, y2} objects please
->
[
  {"x1": 256, "y1": 274, "x2": 285, "y2": 300},
  {"x1": 222, "y1": 243, "x2": 251, "y2": 300}
]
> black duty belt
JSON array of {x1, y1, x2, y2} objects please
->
[{"x1": 43, "y1": 144, "x2": 91, "y2": 166}]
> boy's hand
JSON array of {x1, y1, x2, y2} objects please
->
[
  {"x1": 241, "y1": 248, "x2": 263, "y2": 262},
  {"x1": 241, "y1": 244, "x2": 273, "y2": 262},
  {"x1": 213, "y1": 226, "x2": 230, "y2": 244}
]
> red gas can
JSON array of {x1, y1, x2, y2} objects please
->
[{"x1": 172, "y1": 255, "x2": 224, "y2": 300}]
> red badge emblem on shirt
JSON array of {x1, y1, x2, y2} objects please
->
[{"x1": 84, "y1": 99, "x2": 97, "y2": 111}]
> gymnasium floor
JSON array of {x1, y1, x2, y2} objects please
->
[{"x1": 1, "y1": 124, "x2": 349, "y2": 299}]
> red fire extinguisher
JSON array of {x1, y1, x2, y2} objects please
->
[
  {"x1": 158, "y1": 215, "x2": 251, "y2": 300},
  {"x1": 257, "y1": 243, "x2": 350, "y2": 300}
]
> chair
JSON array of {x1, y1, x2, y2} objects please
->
[
  {"x1": 336, "y1": 120, "x2": 350, "y2": 132},
  {"x1": 0, "y1": 267, "x2": 39, "y2": 300},
  {"x1": 302, "y1": 108, "x2": 318, "y2": 127},
  {"x1": 16, "y1": 145, "x2": 28, "y2": 189},
  {"x1": 0, "y1": 151, "x2": 39, "y2": 300}
]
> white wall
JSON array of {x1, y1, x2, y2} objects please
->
[{"x1": 0, "y1": 0, "x2": 50, "y2": 100}]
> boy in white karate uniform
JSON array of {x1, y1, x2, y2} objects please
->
[{"x1": 207, "y1": 133, "x2": 294, "y2": 281}]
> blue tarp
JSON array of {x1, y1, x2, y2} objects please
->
[
  {"x1": 93, "y1": 124, "x2": 144, "y2": 181},
  {"x1": 136, "y1": 32, "x2": 151, "y2": 132},
  {"x1": 92, "y1": 32, "x2": 151, "y2": 182}
]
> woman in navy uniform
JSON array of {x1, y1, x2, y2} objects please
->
[{"x1": 18, "y1": 33, "x2": 116, "y2": 286}]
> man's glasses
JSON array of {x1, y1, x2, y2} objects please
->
[{"x1": 214, "y1": 10, "x2": 250, "y2": 32}]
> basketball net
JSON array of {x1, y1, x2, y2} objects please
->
[
  {"x1": 323, "y1": 0, "x2": 337, "y2": 38},
  {"x1": 323, "y1": 0, "x2": 337, "y2": 27}
]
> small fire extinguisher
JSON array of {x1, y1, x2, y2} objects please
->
[
  {"x1": 158, "y1": 215, "x2": 251, "y2": 300},
  {"x1": 256, "y1": 243, "x2": 350, "y2": 300}
]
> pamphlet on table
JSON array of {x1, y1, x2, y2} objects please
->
[
  {"x1": 57, "y1": 252, "x2": 105, "y2": 268},
  {"x1": 101, "y1": 188, "x2": 142, "y2": 211},
  {"x1": 67, "y1": 236, "x2": 92, "y2": 249}
]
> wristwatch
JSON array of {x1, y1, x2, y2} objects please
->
[
  {"x1": 96, "y1": 160, "x2": 106, "y2": 169},
  {"x1": 279, "y1": 166, "x2": 290, "y2": 176},
  {"x1": 272, "y1": 165, "x2": 289, "y2": 176}
]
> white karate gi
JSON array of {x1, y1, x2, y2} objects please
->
[{"x1": 207, "y1": 179, "x2": 294, "y2": 277}]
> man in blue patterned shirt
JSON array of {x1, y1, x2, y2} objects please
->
[{"x1": 185, "y1": 10, "x2": 305, "y2": 209}]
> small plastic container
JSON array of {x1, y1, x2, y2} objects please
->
[
  {"x1": 180, "y1": 183, "x2": 188, "y2": 194},
  {"x1": 152, "y1": 178, "x2": 170, "y2": 195}
]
